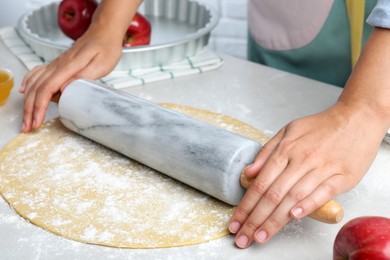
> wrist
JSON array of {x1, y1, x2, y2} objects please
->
[
  {"x1": 334, "y1": 99, "x2": 390, "y2": 136},
  {"x1": 337, "y1": 27, "x2": 390, "y2": 131},
  {"x1": 91, "y1": 0, "x2": 142, "y2": 38},
  {"x1": 337, "y1": 81, "x2": 390, "y2": 130}
]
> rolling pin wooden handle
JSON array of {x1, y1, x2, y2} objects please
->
[{"x1": 240, "y1": 172, "x2": 344, "y2": 224}]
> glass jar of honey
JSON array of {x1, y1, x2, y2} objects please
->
[{"x1": 0, "y1": 69, "x2": 14, "y2": 106}]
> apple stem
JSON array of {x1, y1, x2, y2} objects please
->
[{"x1": 64, "y1": 11, "x2": 75, "y2": 20}]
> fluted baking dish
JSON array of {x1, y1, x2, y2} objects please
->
[{"x1": 16, "y1": 0, "x2": 219, "y2": 70}]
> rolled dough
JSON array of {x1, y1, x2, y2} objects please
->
[{"x1": 0, "y1": 104, "x2": 268, "y2": 248}]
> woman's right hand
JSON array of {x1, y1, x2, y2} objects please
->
[
  {"x1": 20, "y1": 0, "x2": 143, "y2": 133},
  {"x1": 20, "y1": 24, "x2": 123, "y2": 132}
]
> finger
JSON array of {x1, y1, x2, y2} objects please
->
[
  {"x1": 257, "y1": 150, "x2": 332, "y2": 220},
  {"x1": 233, "y1": 159, "x2": 313, "y2": 247},
  {"x1": 21, "y1": 66, "x2": 41, "y2": 92},
  {"x1": 229, "y1": 144, "x2": 289, "y2": 237},
  {"x1": 250, "y1": 169, "x2": 328, "y2": 244},
  {"x1": 232, "y1": 190, "x2": 289, "y2": 248},
  {"x1": 244, "y1": 127, "x2": 286, "y2": 179},
  {"x1": 252, "y1": 199, "x2": 292, "y2": 244},
  {"x1": 20, "y1": 66, "x2": 46, "y2": 94},
  {"x1": 290, "y1": 173, "x2": 346, "y2": 220},
  {"x1": 22, "y1": 86, "x2": 38, "y2": 132},
  {"x1": 30, "y1": 64, "x2": 67, "y2": 96},
  {"x1": 32, "y1": 47, "x2": 98, "y2": 94},
  {"x1": 30, "y1": 84, "x2": 59, "y2": 130},
  {"x1": 249, "y1": 171, "x2": 333, "y2": 244},
  {"x1": 30, "y1": 51, "x2": 110, "y2": 131},
  {"x1": 27, "y1": 68, "x2": 73, "y2": 131},
  {"x1": 252, "y1": 170, "x2": 339, "y2": 244},
  {"x1": 22, "y1": 64, "x2": 62, "y2": 131}
]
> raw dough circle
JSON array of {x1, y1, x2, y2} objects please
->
[{"x1": 0, "y1": 104, "x2": 268, "y2": 248}]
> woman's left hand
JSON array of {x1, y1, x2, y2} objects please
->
[{"x1": 228, "y1": 102, "x2": 385, "y2": 248}]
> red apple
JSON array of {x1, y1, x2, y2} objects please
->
[
  {"x1": 58, "y1": 0, "x2": 98, "y2": 40},
  {"x1": 122, "y1": 12, "x2": 151, "y2": 47},
  {"x1": 333, "y1": 216, "x2": 390, "y2": 260},
  {"x1": 58, "y1": 0, "x2": 151, "y2": 47}
]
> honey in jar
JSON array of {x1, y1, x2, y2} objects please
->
[{"x1": 0, "y1": 69, "x2": 14, "y2": 106}]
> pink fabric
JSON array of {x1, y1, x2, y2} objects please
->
[{"x1": 248, "y1": 0, "x2": 334, "y2": 50}]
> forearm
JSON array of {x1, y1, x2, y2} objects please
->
[
  {"x1": 338, "y1": 27, "x2": 390, "y2": 134},
  {"x1": 88, "y1": 0, "x2": 143, "y2": 43}
]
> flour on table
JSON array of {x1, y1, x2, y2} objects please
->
[{"x1": 0, "y1": 104, "x2": 268, "y2": 248}]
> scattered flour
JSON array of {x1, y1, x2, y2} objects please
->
[{"x1": 0, "y1": 105, "x2": 269, "y2": 249}]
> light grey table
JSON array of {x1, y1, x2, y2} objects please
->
[{"x1": 1, "y1": 38, "x2": 390, "y2": 260}]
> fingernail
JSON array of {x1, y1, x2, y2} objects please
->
[
  {"x1": 236, "y1": 235, "x2": 248, "y2": 248},
  {"x1": 291, "y1": 207, "x2": 303, "y2": 218},
  {"x1": 245, "y1": 164, "x2": 254, "y2": 171},
  {"x1": 21, "y1": 121, "x2": 26, "y2": 131},
  {"x1": 229, "y1": 221, "x2": 241, "y2": 234},
  {"x1": 255, "y1": 230, "x2": 267, "y2": 243},
  {"x1": 32, "y1": 118, "x2": 37, "y2": 129}
]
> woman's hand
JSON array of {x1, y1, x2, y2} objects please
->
[
  {"x1": 20, "y1": 0, "x2": 143, "y2": 132},
  {"x1": 229, "y1": 27, "x2": 390, "y2": 249},
  {"x1": 228, "y1": 102, "x2": 386, "y2": 248},
  {"x1": 20, "y1": 25, "x2": 123, "y2": 132}
]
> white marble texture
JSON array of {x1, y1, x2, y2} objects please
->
[{"x1": 58, "y1": 79, "x2": 262, "y2": 205}]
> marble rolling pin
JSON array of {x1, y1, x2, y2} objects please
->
[{"x1": 57, "y1": 79, "x2": 343, "y2": 224}]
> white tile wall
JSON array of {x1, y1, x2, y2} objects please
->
[
  {"x1": 0, "y1": 0, "x2": 249, "y2": 59},
  {"x1": 197, "y1": 0, "x2": 248, "y2": 59}
]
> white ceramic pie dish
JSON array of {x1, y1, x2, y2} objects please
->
[{"x1": 16, "y1": 0, "x2": 219, "y2": 70}]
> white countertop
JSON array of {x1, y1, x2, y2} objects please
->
[{"x1": 1, "y1": 38, "x2": 390, "y2": 260}]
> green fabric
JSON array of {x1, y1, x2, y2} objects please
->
[{"x1": 248, "y1": 1, "x2": 376, "y2": 87}]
